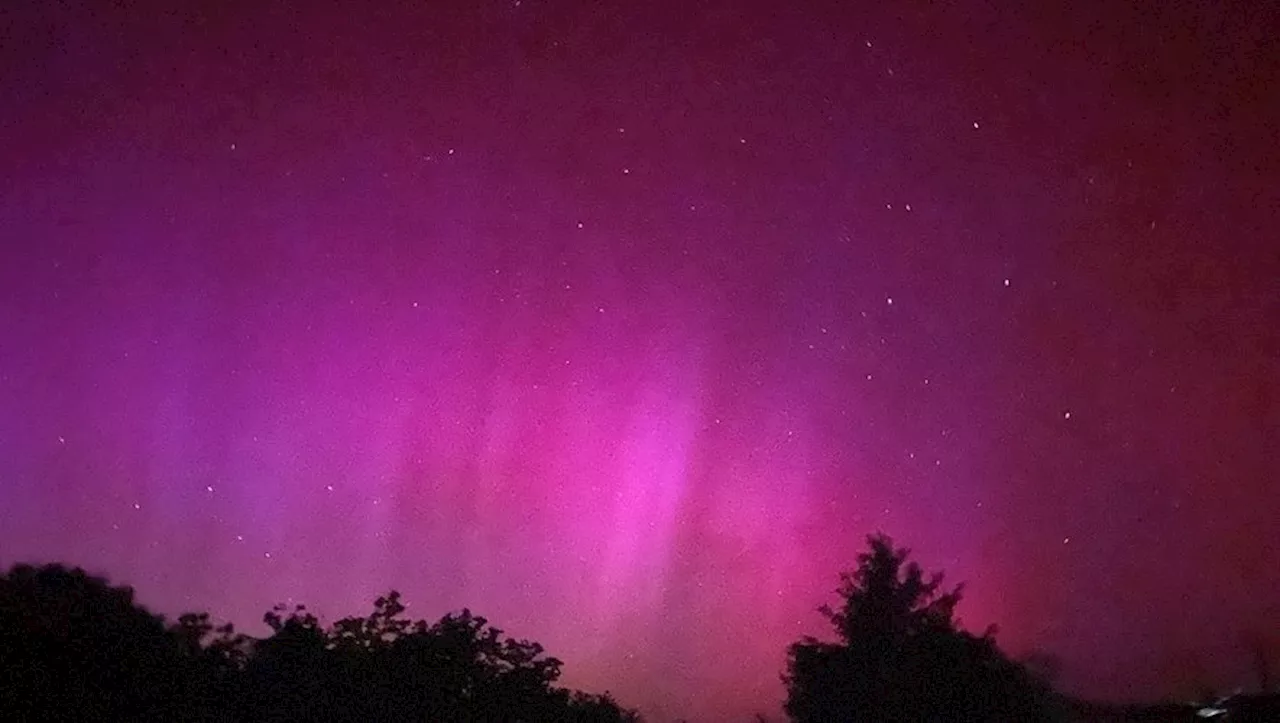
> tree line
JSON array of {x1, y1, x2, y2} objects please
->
[
  {"x1": 2, "y1": 534, "x2": 1072, "y2": 721},
  {"x1": 0, "y1": 564, "x2": 637, "y2": 722}
]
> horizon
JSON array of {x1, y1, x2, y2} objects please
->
[{"x1": 1, "y1": 1, "x2": 1276, "y2": 721}]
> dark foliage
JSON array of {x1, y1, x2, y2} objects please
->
[
  {"x1": 783, "y1": 533, "x2": 1059, "y2": 722},
  {"x1": 0, "y1": 563, "x2": 639, "y2": 722},
  {"x1": 0, "y1": 564, "x2": 193, "y2": 721}
]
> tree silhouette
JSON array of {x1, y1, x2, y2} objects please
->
[
  {"x1": 783, "y1": 534, "x2": 1057, "y2": 722},
  {"x1": 0, "y1": 563, "x2": 193, "y2": 721},
  {"x1": 240, "y1": 592, "x2": 639, "y2": 722},
  {"x1": 170, "y1": 611, "x2": 251, "y2": 720},
  {"x1": 0, "y1": 563, "x2": 638, "y2": 722}
]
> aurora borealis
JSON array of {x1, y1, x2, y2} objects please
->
[{"x1": 1, "y1": 1, "x2": 1276, "y2": 720}]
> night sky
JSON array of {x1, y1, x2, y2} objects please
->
[{"x1": 2, "y1": 0, "x2": 1277, "y2": 720}]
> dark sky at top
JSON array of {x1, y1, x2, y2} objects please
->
[{"x1": 1, "y1": 0, "x2": 1277, "y2": 720}]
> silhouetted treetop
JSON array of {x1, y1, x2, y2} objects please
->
[
  {"x1": 821, "y1": 533, "x2": 970, "y2": 646},
  {"x1": 0, "y1": 563, "x2": 192, "y2": 720},
  {"x1": 784, "y1": 533, "x2": 1059, "y2": 723},
  {"x1": 0, "y1": 563, "x2": 639, "y2": 722}
]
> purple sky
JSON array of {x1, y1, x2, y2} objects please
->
[{"x1": 2, "y1": 1, "x2": 1277, "y2": 720}]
